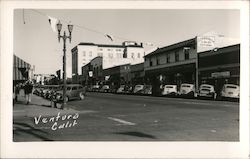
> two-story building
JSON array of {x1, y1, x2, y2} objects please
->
[{"x1": 144, "y1": 38, "x2": 197, "y2": 94}]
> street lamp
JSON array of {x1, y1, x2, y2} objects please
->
[{"x1": 56, "y1": 21, "x2": 73, "y2": 109}]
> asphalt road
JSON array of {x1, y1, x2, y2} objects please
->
[{"x1": 13, "y1": 92, "x2": 239, "y2": 141}]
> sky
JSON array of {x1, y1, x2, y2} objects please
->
[{"x1": 14, "y1": 9, "x2": 240, "y2": 77}]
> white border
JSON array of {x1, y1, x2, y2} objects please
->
[{"x1": 1, "y1": 1, "x2": 249, "y2": 158}]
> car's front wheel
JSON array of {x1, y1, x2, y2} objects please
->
[{"x1": 79, "y1": 92, "x2": 85, "y2": 100}]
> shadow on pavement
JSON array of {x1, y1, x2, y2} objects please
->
[
  {"x1": 13, "y1": 122, "x2": 53, "y2": 141},
  {"x1": 114, "y1": 131, "x2": 157, "y2": 139}
]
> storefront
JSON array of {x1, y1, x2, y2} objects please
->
[
  {"x1": 13, "y1": 55, "x2": 31, "y2": 85},
  {"x1": 198, "y1": 44, "x2": 240, "y2": 92}
]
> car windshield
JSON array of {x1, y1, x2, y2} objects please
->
[
  {"x1": 182, "y1": 85, "x2": 191, "y2": 87},
  {"x1": 165, "y1": 86, "x2": 174, "y2": 88},
  {"x1": 201, "y1": 88, "x2": 211, "y2": 91},
  {"x1": 226, "y1": 86, "x2": 237, "y2": 89},
  {"x1": 135, "y1": 85, "x2": 143, "y2": 88},
  {"x1": 201, "y1": 85, "x2": 212, "y2": 89}
]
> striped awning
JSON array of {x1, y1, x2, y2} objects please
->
[{"x1": 13, "y1": 55, "x2": 31, "y2": 81}]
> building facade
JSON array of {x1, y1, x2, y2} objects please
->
[
  {"x1": 144, "y1": 38, "x2": 197, "y2": 94},
  {"x1": 71, "y1": 41, "x2": 145, "y2": 76},
  {"x1": 198, "y1": 44, "x2": 240, "y2": 92}
]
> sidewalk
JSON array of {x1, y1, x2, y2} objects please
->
[{"x1": 13, "y1": 92, "x2": 80, "y2": 118}]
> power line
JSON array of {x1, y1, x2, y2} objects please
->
[{"x1": 27, "y1": 9, "x2": 157, "y2": 46}]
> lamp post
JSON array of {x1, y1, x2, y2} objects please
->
[{"x1": 56, "y1": 21, "x2": 73, "y2": 109}]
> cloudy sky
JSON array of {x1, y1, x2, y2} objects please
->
[{"x1": 14, "y1": 9, "x2": 240, "y2": 77}]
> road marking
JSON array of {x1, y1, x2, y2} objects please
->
[{"x1": 108, "y1": 117, "x2": 136, "y2": 126}]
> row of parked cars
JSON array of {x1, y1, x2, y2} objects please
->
[
  {"x1": 89, "y1": 83, "x2": 239, "y2": 101},
  {"x1": 33, "y1": 84, "x2": 86, "y2": 102},
  {"x1": 161, "y1": 83, "x2": 239, "y2": 100}
]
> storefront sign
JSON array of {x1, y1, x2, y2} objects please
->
[
  {"x1": 197, "y1": 36, "x2": 215, "y2": 47},
  {"x1": 211, "y1": 71, "x2": 230, "y2": 78}
]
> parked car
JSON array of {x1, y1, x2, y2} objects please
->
[
  {"x1": 92, "y1": 85, "x2": 100, "y2": 92},
  {"x1": 220, "y1": 84, "x2": 240, "y2": 99},
  {"x1": 162, "y1": 85, "x2": 178, "y2": 96},
  {"x1": 198, "y1": 84, "x2": 217, "y2": 99},
  {"x1": 133, "y1": 85, "x2": 144, "y2": 94},
  {"x1": 100, "y1": 85, "x2": 110, "y2": 93},
  {"x1": 116, "y1": 85, "x2": 125, "y2": 94},
  {"x1": 54, "y1": 84, "x2": 86, "y2": 102},
  {"x1": 179, "y1": 83, "x2": 195, "y2": 97}
]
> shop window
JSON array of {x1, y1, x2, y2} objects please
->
[{"x1": 175, "y1": 51, "x2": 179, "y2": 62}]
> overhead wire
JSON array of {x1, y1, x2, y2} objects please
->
[{"x1": 27, "y1": 9, "x2": 158, "y2": 46}]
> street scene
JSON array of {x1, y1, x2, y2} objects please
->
[
  {"x1": 13, "y1": 9, "x2": 240, "y2": 141},
  {"x1": 14, "y1": 91, "x2": 239, "y2": 141}
]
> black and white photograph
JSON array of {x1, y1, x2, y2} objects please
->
[{"x1": 1, "y1": 0, "x2": 249, "y2": 158}]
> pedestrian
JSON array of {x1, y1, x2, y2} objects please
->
[
  {"x1": 24, "y1": 80, "x2": 33, "y2": 105},
  {"x1": 14, "y1": 83, "x2": 20, "y2": 102}
]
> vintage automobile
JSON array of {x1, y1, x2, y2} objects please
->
[
  {"x1": 220, "y1": 84, "x2": 240, "y2": 99},
  {"x1": 179, "y1": 83, "x2": 195, "y2": 97},
  {"x1": 162, "y1": 85, "x2": 178, "y2": 96},
  {"x1": 53, "y1": 84, "x2": 86, "y2": 102},
  {"x1": 198, "y1": 84, "x2": 217, "y2": 100}
]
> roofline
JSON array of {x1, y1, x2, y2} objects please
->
[
  {"x1": 198, "y1": 44, "x2": 240, "y2": 55},
  {"x1": 145, "y1": 38, "x2": 196, "y2": 58}
]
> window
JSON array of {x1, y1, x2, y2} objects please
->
[
  {"x1": 166, "y1": 54, "x2": 170, "y2": 63},
  {"x1": 72, "y1": 86, "x2": 77, "y2": 90},
  {"x1": 137, "y1": 53, "x2": 140, "y2": 58},
  {"x1": 109, "y1": 53, "x2": 113, "y2": 58},
  {"x1": 175, "y1": 51, "x2": 179, "y2": 62},
  {"x1": 116, "y1": 49, "x2": 122, "y2": 51},
  {"x1": 108, "y1": 48, "x2": 112, "y2": 51},
  {"x1": 89, "y1": 51, "x2": 92, "y2": 57},
  {"x1": 99, "y1": 48, "x2": 103, "y2": 51},
  {"x1": 184, "y1": 47, "x2": 190, "y2": 60},
  {"x1": 156, "y1": 57, "x2": 160, "y2": 65},
  {"x1": 131, "y1": 53, "x2": 134, "y2": 58},
  {"x1": 149, "y1": 59, "x2": 153, "y2": 66},
  {"x1": 82, "y1": 51, "x2": 86, "y2": 56}
]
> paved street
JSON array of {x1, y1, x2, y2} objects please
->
[{"x1": 13, "y1": 92, "x2": 239, "y2": 141}]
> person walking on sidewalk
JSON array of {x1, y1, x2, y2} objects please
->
[
  {"x1": 24, "y1": 80, "x2": 33, "y2": 105},
  {"x1": 14, "y1": 83, "x2": 21, "y2": 103}
]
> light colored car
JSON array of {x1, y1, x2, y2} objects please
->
[
  {"x1": 92, "y1": 85, "x2": 100, "y2": 92},
  {"x1": 133, "y1": 85, "x2": 144, "y2": 94},
  {"x1": 180, "y1": 83, "x2": 195, "y2": 97},
  {"x1": 116, "y1": 85, "x2": 125, "y2": 93},
  {"x1": 162, "y1": 85, "x2": 177, "y2": 96},
  {"x1": 221, "y1": 84, "x2": 240, "y2": 99},
  {"x1": 55, "y1": 84, "x2": 86, "y2": 102},
  {"x1": 198, "y1": 84, "x2": 217, "y2": 99}
]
